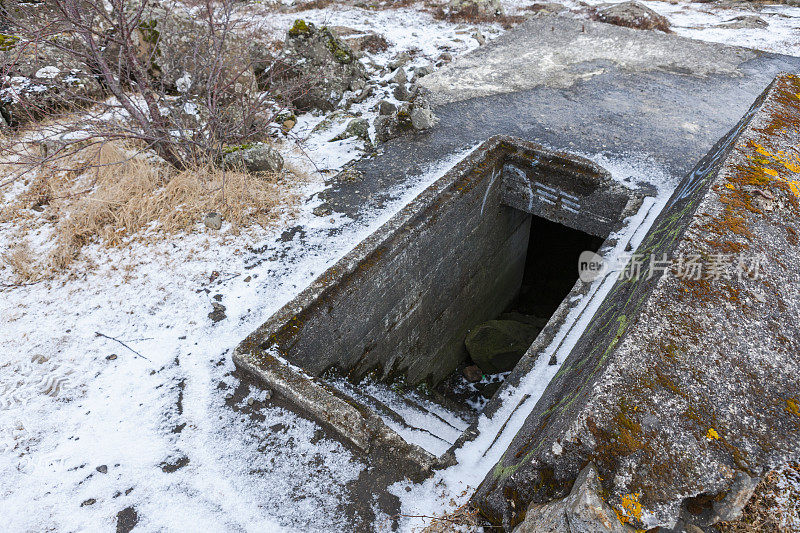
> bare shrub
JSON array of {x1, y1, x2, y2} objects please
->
[{"x1": 0, "y1": 0, "x2": 310, "y2": 177}]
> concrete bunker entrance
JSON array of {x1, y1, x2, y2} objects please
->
[
  {"x1": 234, "y1": 136, "x2": 641, "y2": 462},
  {"x1": 441, "y1": 215, "x2": 605, "y2": 409}
]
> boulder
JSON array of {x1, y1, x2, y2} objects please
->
[
  {"x1": 717, "y1": 15, "x2": 768, "y2": 30},
  {"x1": 465, "y1": 319, "x2": 542, "y2": 374},
  {"x1": 222, "y1": 143, "x2": 283, "y2": 173},
  {"x1": 596, "y1": 2, "x2": 671, "y2": 33},
  {"x1": 329, "y1": 26, "x2": 389, "y2": 54},
  {"x1": 278, "y1": 20, "x2": 368, "y2": 111},
  {"x1": 513, "y1": 464, "x2": 634, "y2": 533},
  {"x1": 409, "y1": 105, "x2": 439, "y2": 131},
  {"x1": 448, "y1": 0, "x2": 504, "y2": 17},
  {"x1": 330, "y1": 117, "x2": 370, "y2": 142},
  {"x1": 378, "y1": 100, "x2": 397, "y2": 116}
]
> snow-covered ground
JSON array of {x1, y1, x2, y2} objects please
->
[{"x1": 2, "y1": 1, "x2": 799, "y2": 531}]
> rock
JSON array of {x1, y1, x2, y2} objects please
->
[
  {"x1": 374, "y1": 115, "x2": 400, "y2": 143},
  {"x1": 209, "y1": 302, "x2": 226, "y2": 323},
  {"x1": 378, "y1": 100, "x2": 397, "y2": 116},
  {"x1": 160, "y1": 453, "x2": 189, "y2": 473},
  {"x1": 413, "y1": 64, "x2": 434, "y2": 78},
  {"x1": 566, "y1": 464, "x2": 633, "y2": 533},
  {"x1": 438, "y1": 52, "x2": 453, "y2": 63},
  {"x1": 116, "y1": 506, "x2": 138, "y2": 533},
  {"x1": 204, "y1": 212, "x2": 223, "y2": 230},
  {"x1": 329, "y1": 26, "x2": 390, "y2": 54},
  {"x1": 222, "y1": 143, "x2": 284, "y2": 173},
  {"x1": 525, "y1": 3, "x2": 568, "y2": 15},
  {"x1": 313, "y1": 203, "x2": 333, "y2": 217},
  {"x1": 717, "y1": 15, "x2": 768, "y2": 30},
  {"x1": 514, "y1": 498, "x2": 569, "y2": 532},
  {"x1": 596, "y1": 2, "x2": 671, "y2": 33},
  {"x1": 282, "y1": 118, "x2": 296, "y2": 132},
  {"x1": 481, "y1": 381, "x2": 502, "y2": 399},
  {"x1": 330, "y1": 117, "x2": 370, "y2": 142},
  {"x1": 277, "y1": 20, "x2": 368, "y2": 111},
  {"x1": 394, "y1": 83, "x2": 413, "y2": 101},
  {"x1": 409, "y1": 105, "x2": 439, "y2": 131},
  {"x1": 390, "y1": 67, "x2": 408, "y2": 85},
  {"x1": 96, "y1": 465, "x2": 108, "y2": 474},
  {"x1": 473, "y1": 31, "x2": 486, "y2": 46},
  {"x1": 465, "y1": 319, "x2": 542, "y2": 374},
  {"x1": 387, "y1": 52, "x2": 411, "y2": 70},
  {"x1": 80, "y1": 498, "x2": 96, "y2": 507},
  {"x1": 708, "y1": 472, "x2": 759, "y2": 524},
  {"x1": 448, "y1": 0, "x2": 504, "y2": 17},
  {"x1": 463, "y1": 365, "x2": 483, "y2": 382}
]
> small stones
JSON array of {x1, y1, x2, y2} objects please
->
[
  {"x1": 378, "y1": 100, "x2": 397, "y2": 116},
  {"x1": 438, "y1": 52, "x2": 452, "y2": 63},
  {"x1": 473, "y1": 31, "x2": 486, "y2": 46},
  {"x1": 282, "y1": 118, "x2": 296, "y2": 132},
  {"x1": 106, "y1": 354, "x2": 118, "y2": 361},
  {"x1": 247, "y1": 397, "x2": 255, "y2": 406},
  {"x1": 96, "y1": 464, "x2": 108, "y2": 474},
  {"x1": 203, "y1": 212, "x2": 223, "y2": 230},
  {"x1": 463, "y1": 365, "x2": 483, "y2": 382},
  {"x1": 209, "y1": 302, "x2": 227, "y2": 323},
  {"x1": 80, "y1": 498, "x2": 96, "y2": 507},
  {"x1": 313, "y1": 203, "x2": 333, "y2": 217},
  {"x1": 264, "y1": 388, "x2": 273, "y2": 400}
]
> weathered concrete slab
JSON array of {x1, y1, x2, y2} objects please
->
[
  {"x1": 472, "y1": 74, "x2": 800, "y2": 531},
  {"x1": 324, "y1": 16, "x2": 800, "y2": 220}
]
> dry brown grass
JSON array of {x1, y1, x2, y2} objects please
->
[{"x1": 1, "y1": 141, "x2": 306, "y2": 282}]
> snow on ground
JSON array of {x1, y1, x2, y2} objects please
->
[{"x1": 2, "y1": 2, "x2": 799, "y2": 531}]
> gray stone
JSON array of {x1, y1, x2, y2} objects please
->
[
  {"x1": 409, "y1": 106, "x2": 439, "y2": 131},
  {"x1": 465, "y1": 320, "x2": 542, "y2": 374},
  {"x1": 378, "y1": 100, "x2": 397, "y2": 116},
  {"x1": 208, "y1": 302, "x2": 226, "y2": 323},
  {"x1": 203, "y1": 212, "x2": 223, "y2": 230},
  {"x1": 413, "y1": 64, "x2": 434, "y2": 78},
  {"x1": 566, "y1": 464, "x2": 633, "y2": 533},
  {"x1": 514, "y1": 499, "x2": 569, "y2": 532},
  {"x1": 709, "y1": 472, "x2": 759, "y2": 523},
  {"x1": 595, "y1": 1, "x2": 671, "y2": 33},
  {"x1": 717, "y1": 15, "x2": 768, "y2": 30},
  {"x1": 312, "y1": 203, "x2": 333, "y2": 217},
  {"x1": 330, "y1": 118, "x2": 370, "y2": 142},
  {"x1": 387, "y1": 52, "x2": 411, "y2": 71},
  {"x1": 374, "y1": 115, "x2": 400, "y2": 143},
  {"x1": 329, "y1": 26, "x2": 389, "y2": 54},
  {"x1": 448, "y1": 0, "x2": 504, "y2": 17},
  {"x1": 222, "y1": 143, "x2": 284, "y2": 173},
  {"x1": 394, "y1": 83, "x2": 413, "y2": 101},
  {"x1": 390, "y1": 68, "x2": 408, "y2": 85},
  {"x1": 473, "y1": 31, "x2": 486, "y2": 46}
]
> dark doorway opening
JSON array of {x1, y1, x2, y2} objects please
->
[{"x1": 438, "y1": 214, "x2": 606, "y2": 411}]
